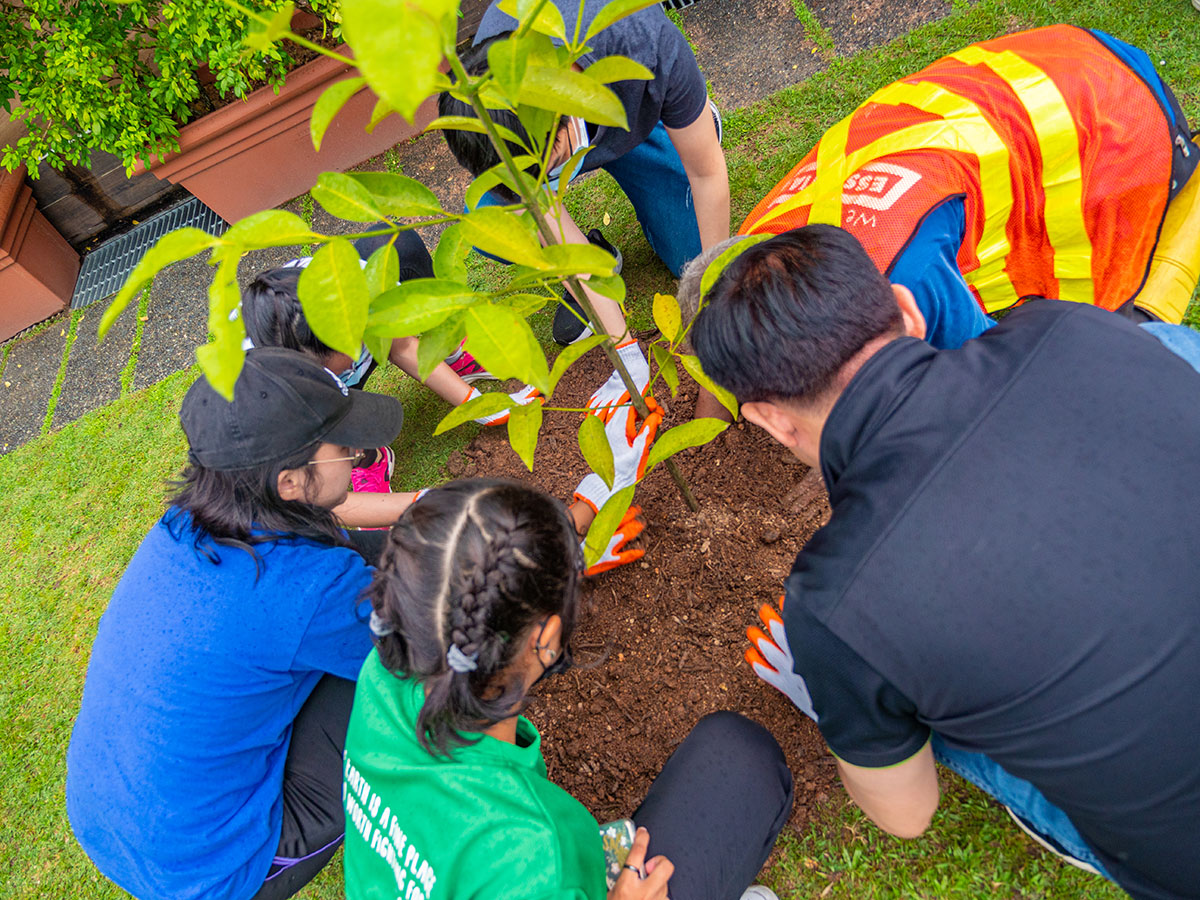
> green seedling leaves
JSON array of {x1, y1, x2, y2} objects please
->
[
  {"x1": 299, "y1": 238, "x2": 371, "y2": 359},
  {"x1": 488, "y1": 35, "x2": 530, "y2": 102},
  {"x1": 347, "y1": 172, "x2": 443, "y2": 217},
  {"x1": 367, "y1": 280, "x2": 481, "y2": 337},
  {"x1": 365, "y1": 332, "x2": 392, "y2": 366},
  {"x1": 577, "y1": 413, "x2": 614, "y2": 489},
  {"x1": 498, "y1": 0, "x2": 567, "y2": 40},
  {"x1": 500, "y1": 293, "x2": 550, "y2": 318},
  {"x1": 508, "y1": 400, "x2": 543, "y2": 470},
  {"x1": 652, "y1": 292, "x2": 682, "y2": 343},
  {"x1": 587, "y1": 274, "x2": 627, "y2": 303},
  {"x1": 651, "y1": 343, "x2": 680, "y2": 396},
  {"x1": 196, "y1": 256, "x2": 245, "y2": 400},
  {"x1": 434, "y1": 391, "x2": 512, "y2": 435},
  {"x1": 584, "y1": 0, "x2": 662, "y2": 41},
  {"x1": 462, "y1": 303, "x2": 550, "y2": 392},
  {"x1": 243, "y1": 0, "x2": 295, "y2": 51},
  {"x1": 433, "y1": 223, "x2": 468, "y2": 282},
  {"x1": 459, "y1": 206, "x2": 547, "y2": 268},
  {"x1": 341, "y1": 0, "x2": 455, "y2": 123},
  {"x1": 311, "y1": 77, "x2": 366, "y2": 151},
  {"x1": 223, "y1": 209, "x2": 320, "y2": 247},
  {"x1": 465, "y1": 155, "x2": 539, "y2": 211},
  {"x1": 518, "y1": 66, "x2": 627, "y2": 129},
  {"x1": 678, "y1": 353, "x2": 738, "y2": 418},
  {"x1": 583, "y1": 56, "x2": 654, "y2": 84},
  {"x1": 424, "y1": 116, "x2": 529, "y2": 152},
  {"x1": 367, "y1": 97, "x2": 394, "y2": 133},
  {"x1": 364, "y1": 239, "x2": 400, "y2": 296},
  {"x1": 549, "y1": 334, "x2": 606, "y2": 393},
  {"x1": 645, "y1": 417, "x2": 728, "y2": 473},
  {"x1": 100, "y1": 228, "x2": 217, "y2": 339},
  {"x1": 416, "y1": 313, "x2": 467, "y2": 380},
  {"x1": 698, "y1": 233, "x2": 773, "y2": 301},
  {"x1": 583, "y1": 485, "x2": 636, "y2": 569},
  {"x1": 311, "y1": 172, "x2": 386, "y2": 222},
  {"x1": 541, "y1": 242, "x2": 618, "y2": 277}
]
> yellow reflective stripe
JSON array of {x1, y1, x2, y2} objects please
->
[{"x1": 952, "y1": 46, "x2": 1094, "y2": 305}]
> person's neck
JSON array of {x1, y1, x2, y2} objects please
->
[{"x1": 483, "y1": 715, "x2": 520, "y2": 745}]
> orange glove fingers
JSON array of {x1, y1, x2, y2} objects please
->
[
  {"x1": 745, "y1": 644, "x2": 772, "y2": 670},
  {"x1": 758, "y1": 602, "x2": 784, "y2": 631}
]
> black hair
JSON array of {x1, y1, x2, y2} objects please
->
[
  {"x1": 368, "y1": 479, "x2": 582, "y2": 756},
  {"x1": 166, "y1": 442, "x2": 351, "y2": 564},
  {"x1": 692, "y1": 225, "x2": 903, "y2": 403},
  {"x1": 438, "y1": 33, "x2": 568, "y2": 203},
  {"x1": 241, "y1": 267, "x2": 336, "y2": 361}
]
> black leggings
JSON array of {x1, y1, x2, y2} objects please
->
[{"x1": 634, "y1": 712, "x2": 794, "y2": 900}]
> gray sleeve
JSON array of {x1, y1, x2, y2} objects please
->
[{"x1": 655, "y1": 17, "x2": 709, "y2": 129}]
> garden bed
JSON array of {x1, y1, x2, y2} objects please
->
[{"x1": 443, "y1": 344, "x2": 840, "y2": 834}]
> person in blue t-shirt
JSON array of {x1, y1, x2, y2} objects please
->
[{"x1": 66, "y1": 348, "x2": 404, "y2": 900}]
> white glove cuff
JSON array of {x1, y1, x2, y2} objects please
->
[{"x1": 573, "y1": 473, "x2": 611, "y2": 515}]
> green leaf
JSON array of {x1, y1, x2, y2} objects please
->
[
  {"x1": 222, "y1": 209, "x2": 319, "y2": 247},
  {"x1": 459, "y1": 206, "x2": 547, "y2": 268},
  {"x1": 507, "y1": 400, "x2": 543, "y2": 471},
  {"x1": 434, "y1": 391, "x2": 512, "y2": 435},
  {"x1": 364, "y1": 239, "x2": 400, "y2": 296},
  {"x1": 652, "y1": 292, "x2": 682, "y2": 342},
  {"x1": 433, "y1": 223, "x2": 468, "y2": 282},
  {"x1": 584, "y1": 0, "x2": 662, "y2": 41},
  {"x1": 541, "y1": 242, "x2": 617, "y2": 277},
  {"x1": 462, "y1": 303, "x2": 551, "y2": 393},
  {"x1": 651, "y1": 343, "x2": 680, "y2": 396},
  {"x1": 347, "y1": 172, "x2": 443, "y2": 217},
  {"x1": 365, "y1": 332, "x2": 392, "y2": 366},
  {"x1": 367, "y1": 280, "x2": 482, "y2": 336},
  {"x1": 367, "y1": 97, "x2": 393, "y2": 133},
  {"x1": 297, "y1": 238, "x2": 371, "y2": 358},
  {"x1": 583, "y1": 485, "x2": 636, "y2": 569},
  {"x1": 499, "y1": 292, "x2": 549, "y2": 317},
  {"x1": 341, "y1": 0, "x2": 456, "y2": 123},
  {"x1": 645, "y1": 418, "x2": 728, "y2": 472},
  {"x1": 583, "y1": 56, "x2": 654, "y2": 84},
  {"x1": 311, "y1": 77, "x2": 366, "y2": 151},
  {"x1": 424, "y1": 116, "x2": 529, "y2": 151},
  {"x1": 577, "y1": 414, "x2": 614, "y2": 489},
  {"x1": 549, "y1": 334, "x2": 606, "y2": 393},
  {"x1": 196, "y1": 264, "x2": 245, "y2": 401},
  {"x1": 699, "y1": 233, "x2": 773, "y2": 301},
  {"x1": 99, "y1": 228, "x2": 216, "y2": 339},
  {"x1": 416, "y1": 313, "x2": 466, "y2": 381},
  {"x1": 487, "y1": 36, "x2": 529, "y2": 102},
  {"x1": 311, "y1": 171, "x2": 385, "y2": 223},
  {"x1": 518, "y1": 66, "x2": 627, "y2": 129},
  {"x1": 499, "y1": 0, "x2": 567, "y2": 39},
  {"x1": 243, "y1": 2, "x2": 294, "y2": 52},
  {"x1": 587, "y1": 274, "x2": 626, "y2": 303},
  {"x1": 678, "y1": 354, "x2": 739, "y2": 419},
  {"x1": 465, "y1": 155, "x2": 539, "y2": 211}
]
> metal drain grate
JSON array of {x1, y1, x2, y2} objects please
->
[
  {"x1": 661, "y1": 0, "x2": 699, "y2": 10},
  {"x1": 71, "y1": 196, "x2": 227, "y2": 310}
]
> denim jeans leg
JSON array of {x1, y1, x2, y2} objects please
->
[
  {"x1": 929, "y1": 734, "x2": 1111, "y2": 877},
  {"x1": 1140, "y1": 322, "x2": 1200, "y2": 374},
  {"x1": 603, "y1": 122, "x2": 702, "y2": 277}
]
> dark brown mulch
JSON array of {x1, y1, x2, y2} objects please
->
[{"x1": 447, "y1": 343, "x2": 840, "y2": 835}]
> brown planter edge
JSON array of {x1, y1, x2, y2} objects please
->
[
  {"x1": 134, "y1": 47, "x2": 435, "y2": 223},
  {"x1": 0, "y1": 164, "x2": 79, "y2": 343}
]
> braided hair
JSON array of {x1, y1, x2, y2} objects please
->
[{"x1": 368, "y1": 479, "x2": 582, "y2": 755}]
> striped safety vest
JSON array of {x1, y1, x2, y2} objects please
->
[{"x1": 740, "y1": 26, "x2": 1198, "y2": 315}]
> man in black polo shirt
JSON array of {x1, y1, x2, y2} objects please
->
[{"x1": 691, "y1": 225, "x2": 1200, "y2": 900}]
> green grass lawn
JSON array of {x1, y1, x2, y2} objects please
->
[{"x1": 1, "y1": 0, "x2": 1197, "y2": 896}]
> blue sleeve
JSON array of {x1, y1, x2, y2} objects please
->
[
  {"x1": 888, "y1": 198, "x2": 995, "y2": 350},
  {"x1": 292, "y1": 549, "x2": 377, "y2": 681}
]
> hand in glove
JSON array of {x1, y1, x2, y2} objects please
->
[
  {"x1": 587, "y1": 339, "x2": 650, "y2": 420},
  {"x1": 466, "y1": 384, "x2": 545, "y2": 426},
  {"x1": 582, "y1": 506, "x2": 646, "y2": 576},
  {"x1": 573, "y1": 396, "x2": 663, "y2": 515},
  {"x1": 746, "y1": 597, "x2": 818, "y2": 722}
]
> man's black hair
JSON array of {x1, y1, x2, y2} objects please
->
[
  {"x1": 692, "y1": 225, "x2": 903, "y2": 403},
  {"x1": 438, "y1": 33, "x2": 567, "y2": 204},
  {"x1": 242, "y1": 267, "x2": 335, "y2": 361}
]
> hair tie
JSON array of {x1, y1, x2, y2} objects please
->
[
  {"x1": 446, "y1": 644, "x2": 479, "y2": 673},
  {"x1": 368, "y1": 610, "x2": 394, "y2": 637}
]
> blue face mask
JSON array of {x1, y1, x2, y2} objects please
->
[{"x1": 546, "y1": 117, "x2": 590, "y2": 192}]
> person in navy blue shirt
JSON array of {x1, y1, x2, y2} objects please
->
[{"x1": 67, "y1": 349, "x2": 404, "y2": 900}]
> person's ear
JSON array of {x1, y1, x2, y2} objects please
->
[
  {"x1": 530, "y1": 614, "x2": 563, "y2": 664},
  {"x1": 277, "y1": 466, "x2": 308, "y2": 502},
  {"x1": 893, "y1": 284, "x2": 927, "y2": 340},
  {"x1": 742, "y1": 400, "x2": 802, "y2": 450}
]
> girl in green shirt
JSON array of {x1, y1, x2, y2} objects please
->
[{"x1": 344, "y1": 479, "x2": 793, "y2": 900}]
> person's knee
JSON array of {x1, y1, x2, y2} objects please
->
[{"x1": 693, "y1": 712, "x2": 792, "y2": 792}]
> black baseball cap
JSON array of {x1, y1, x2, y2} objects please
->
[{"x1": 180, "y1": 347, "x2": 404, "y2": 470}]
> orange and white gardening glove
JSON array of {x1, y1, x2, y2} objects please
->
[
  {"x1": 572, "y1": 396, "x2": 664, "y2": 515},
  {"x1": 586, "y1": 339, "x2": 650, "y2": 420},
  {"x1": 582, "y1": 506, "x2": 646, "y2": 576},
  {"x1": 746, "y1": 597, "x2": 818, "y2": 722},
  {"x1": 464, "y1": 384, "x2": 544, "y2": 426}
]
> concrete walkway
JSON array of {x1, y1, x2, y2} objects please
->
[{"x1": 0, "y1": 0, "x2": 954, "y2": 455}]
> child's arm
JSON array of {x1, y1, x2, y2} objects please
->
[{"x1": 331, "y1": 490, "x2": 422, "y2": 529}]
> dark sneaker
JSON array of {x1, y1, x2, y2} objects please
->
[
  {"x1": 1004, "y1": 806, "x2": 1101, "y2": 875},
  {"x1": 552, "y1": 230, "x2": 623, "y2": 346}
]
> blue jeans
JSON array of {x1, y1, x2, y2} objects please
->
[
  {"x1": 475, "y1": 121, "x2": 702, "y2": 277},
  {"x1": 1141, "y1": 321, "x2": 1200, "y2": 373},
  {"x1": 930, "y1": 735, "x2": 1111, "y2": 877}
]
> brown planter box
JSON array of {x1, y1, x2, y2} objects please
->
[
  {"x1": 135, "y1": 47, "x2": 436, "y2": 223},
  {"x1": 0, "y1": 165, "x2": 79, "y2": 342}
]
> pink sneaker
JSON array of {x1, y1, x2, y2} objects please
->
[
  {"x1": 448, "y1": 351, "x2": 495, "y2": 384},
  {"x1": 351, "y1": 446, "x2": 395, "y2": 494}
]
